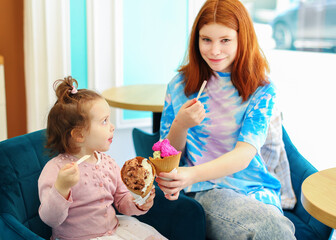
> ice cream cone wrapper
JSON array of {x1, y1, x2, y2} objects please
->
[
  {"x1": 129, "y1": 185, "x2": 155, "y2": 206},
  {"x1": 149, "y1": 152, "x2": 181, "y2": 175}
]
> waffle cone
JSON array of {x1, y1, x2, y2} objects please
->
[
  {"x1": 149, "y1": 152, "x2": 181, "y2": 175},
  {"x1": 121, "y1": 156, "x2": 156, "y2": 198}
]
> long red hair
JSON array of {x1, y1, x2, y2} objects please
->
[{"x1": 179, "y1": 0, "x2": 269, "y2": 101}]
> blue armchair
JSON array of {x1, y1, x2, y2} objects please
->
[
  {"x1": 0, "y1": 130, "x2": 51, "y2": 240},
  {"x1": 282, "y1": 127, "x2": 332, "y2": 239},
  {"x1": 0, "y1": 130, "x2": 206, "y2": 240},
  {"x1": 132, "y1": 127, "x2": 332, "y2": 240}
]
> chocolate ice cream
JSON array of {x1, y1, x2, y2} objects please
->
[{"x1": 121, "y1": 156, "x2": 155, "y2": 197}]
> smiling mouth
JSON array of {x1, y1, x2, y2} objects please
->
[
  {"x1": 108, "y1": 138, "x2": 113, "y2": 143},
  {"x1": 209, "y1": 58, "x2": 223, "y2": 63}
]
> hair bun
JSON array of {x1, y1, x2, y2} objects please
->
[{"x1": 53, "y1": 76, "x2": 79, "y2": 102}]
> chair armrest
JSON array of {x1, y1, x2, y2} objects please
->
[
  {"x1": 282, "y1": 127, "x2": 317, "y2": 213},
  {"x1": 135, "y1": 184, "x2": 206, "y2": 240},
  {"x1": 0, "y1": 213, "x2": 45, "y2": 240},
  {"x1": 282, "y1": 127, "x2": 332, "y2": 239}
]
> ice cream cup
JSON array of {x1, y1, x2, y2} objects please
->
[{"x1": 149, "y1": 152, "x2": 181, "y2": 176}]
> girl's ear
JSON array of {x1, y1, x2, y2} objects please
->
[{"x1": 71, "y1": 128, "x2": 85, "y2": 143}]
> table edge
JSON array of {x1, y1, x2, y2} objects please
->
[
  {"x1": 102, "y1": 85, "x2": 166, "y2": 112},
  {"x1": 105, "y1": 98, "x2": 163, "y2": 112},
  {"x1": 301, "y1": 170, "x2": 336, "y2": 229}
]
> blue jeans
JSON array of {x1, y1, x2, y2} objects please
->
[{"x1": 188, "y1": 188, "x2": 296, "y2": 240}]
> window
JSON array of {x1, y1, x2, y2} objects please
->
[
  {"x1": 122, "y1": 0, "x2": 189, "y2": 122},
  {"x1": 242, "y1": 0, "x2": 336, "y2": 170}
]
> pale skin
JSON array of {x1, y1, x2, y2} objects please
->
[
  {"x1": 156, "y1": 23, "x2": 257, "y2": 200},
  {"x1": 54, "y1": 98, "x2": 155, "y2": 211}
]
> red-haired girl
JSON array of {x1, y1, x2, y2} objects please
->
[{"x1": 156, "y1": 0, "x2": 296, "y2": 239}]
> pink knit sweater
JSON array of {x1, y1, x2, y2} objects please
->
[{"x1": 38, "y1": 152, "x2": 147, "y2": 240}]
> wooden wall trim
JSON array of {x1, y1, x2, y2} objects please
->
[
  {"x1": 0, "y1": 0, "x2": 27, "y2": 138},
  {"x1": 0, "y1": 54, "x2": 8, "y2": 140}
]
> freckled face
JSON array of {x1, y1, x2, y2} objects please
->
[{"x1": 199, "y1": 23, "x2": 238, "y2": 73}]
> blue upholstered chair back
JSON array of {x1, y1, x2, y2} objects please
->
[
  {"x1": 0, "y1": 130, "x2": 51, "y2": 239},
  {"x1": 132, "y1": 128, "x2": 160, "y2": 159}
]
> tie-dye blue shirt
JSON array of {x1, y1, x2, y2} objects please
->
[{"x1": 160, "y1": 72, "x2": 282, "y2": 212}]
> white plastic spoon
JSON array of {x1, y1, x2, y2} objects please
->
[
  {"x1": 196, "y1": 80, "x2": 207, "y2": 100},
  {"x1": 76, "y1": 155, "x2": 91, "y2": 165}
]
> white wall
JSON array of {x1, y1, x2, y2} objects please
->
[
  {"x1": 106, "y1": 126, "x2": 151, "y2": 167},
  {"x1": 266, "y1": 49, "x2": 336, "y2": 171}
]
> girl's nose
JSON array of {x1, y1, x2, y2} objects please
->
[
  {"x1": 110, "y1": 123, "x2": 115, "y2": 132},
  {"x1": 211, "y1": 43, "x2": 221, "y2": 56}
]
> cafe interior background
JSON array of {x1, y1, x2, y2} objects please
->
[{"x1": 1, "y1": 0, "x2": 335, "y2": 172}]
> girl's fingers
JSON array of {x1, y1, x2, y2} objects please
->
[
  {"x1": 164, "y1": 191, "x2": 179, "y2": 201},
  {"x1": 156, "y1": 184, "x2": 170, "y2": 194},
  {"x1": 159, "y1": 180, "x2": 180, "y2": 188},
  {"x1": 65, "y1": 165, "x2": 78, "y2": 175},
  {"x1": 184, "y1": 98, "x2": 197, "y2": 108},
  {"x1": 148, "y1": 189, "x2": 155, "y2": 199},
  {"x1": 62, "y1": 163, "x2": 75, "y2": 170},
  {"x1": 158, "y1": 171, "x2": 176, "y2": 179},
  {"x1": 157, "y1": 184, "x2": 178, "y2": 196}
]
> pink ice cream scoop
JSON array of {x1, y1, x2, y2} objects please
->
[{"x1": 152, "y1": 139, "x2": 180, "y2": 158}]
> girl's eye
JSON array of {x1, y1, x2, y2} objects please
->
[
  {"x1": 201, "y1": 38, "x2": 211, "y2": 42},
  {"x1": 222, "y1": 39, "x2": 230, "y2": 43},
  {"x1": 103, "y1": 118, "x2": 108, "y2": 124}
]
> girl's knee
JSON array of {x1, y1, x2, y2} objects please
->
[{"x1": 255, "y1": 211, "x2": 295, "y2": 240}]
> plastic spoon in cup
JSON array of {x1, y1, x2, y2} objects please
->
[
  {"x1": 196, "y1": 80, "x2": 207, "y2": 100},
  {"x1": 76, "y1": 155, "x2": 91, "y2": 165}
]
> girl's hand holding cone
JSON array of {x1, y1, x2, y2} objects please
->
[
  {"x1": 156, "y1": 166, "x2": 194, "y2": 201},
  {"x1": 135, "y1": 187, "x2": 156, "y2": 211}
]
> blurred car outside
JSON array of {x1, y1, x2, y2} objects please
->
[
  {"x1": 242, "y1": 0, "x2": 278, "y2": 23},
  {"x1": 271, "y1": 0, "x2": 336, "y2": 52}
]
